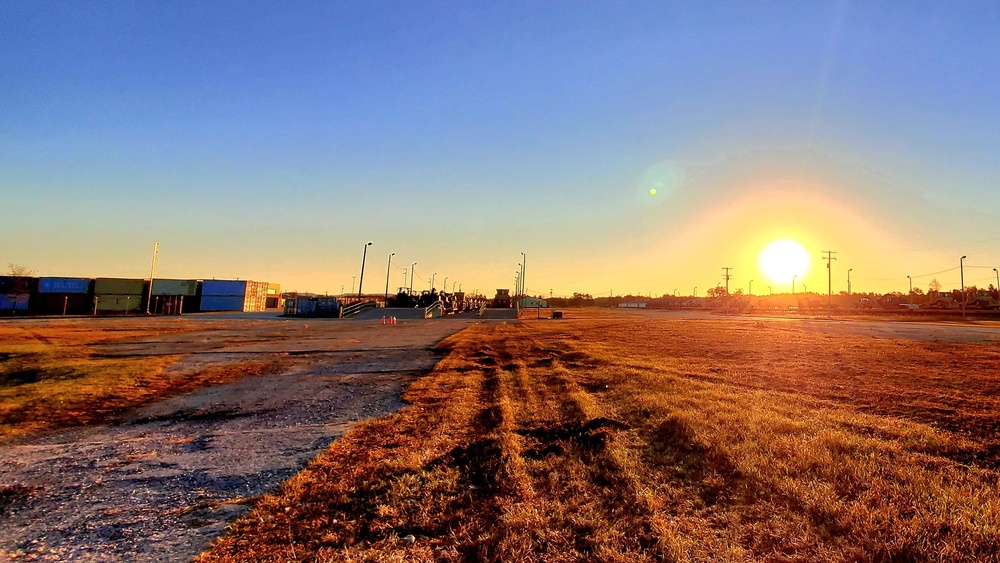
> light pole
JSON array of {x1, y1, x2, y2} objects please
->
[
  {"x1": 444, "y1": 276, "x2": 448, "y2": 293},
  {"x1": 673, "y1": 289, "x2": 678, "y2": 296},
  {"x1": 401, "y1": 268, "x2": 407, "y2": 293},
  {"x1": 521, "y1": 252, "x2": 526, "y2": 297},
  {"x1": 385, "y1": 252, "x2": 395, "y2": 299},
  {"x1": 351, "y1": 276, "x2": 356, "y2": 294},
  {"x1": 431, "y1": 272, "x2": 437, "y2": 291},
  {"x1": 693, "y1": 287, "x2": 697, "y2": 297},
  {"x1": 994, "y1": 268, "x2": 999, "y2": 292},
  {"x1": 358, "y1": 241, "x2": 373, "y2": 298},
  {"x1": 792, "y1": 275, "x2": 797, "y2": 294},
  {"x1": 145, "y1": 242, "x2": 159, "y2": 315},
  {"x1": 517, "y1": 263, "x2": 522, "y2": 296},
  {"x1": 409, "y1": 263, "x2": 416, "y2": 295},
  {"x1": 907, "y1": 275, "x2": 912, "y2": 296},
  {"x1": 848, "y1": 268, "x2": 852, "y2": 295},
  {"x1": 749, "y1": 279, "x2": 753, "y2": 296},
  {"x1": 768, "y1": 286, "x2": 772, "y2": 295},
  {"x1": 960, "y1": 255, "x2": 967, "y2": 317}
]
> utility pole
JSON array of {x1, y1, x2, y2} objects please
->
[
  {"x1": 722, "y1": 267, "x2": 732, "y2": 294},
  {"x1": 960, "y1": 255, "x2": 967, "y2": 318},
  {"x1": 384, "y1": 252, "x2": 394, "y2": 299},
  {"x1": 822, "y1": 250, "x2": 836, "y2": 314},
  {"x1": 358, "y1": 241, "x2": 372, "y2": 298},
  {"x1": 521, "y1": 252, "x2": 526, "y2": 297},
  {"x1": 145, "y1": 242, "x2": 159, "y2": 315},
  {"x1": 907, "y1": 275, "x2": 912, "y2": 296},
  {"x1": 409, "y1": 263, "x2": 416, "y2": 295}
]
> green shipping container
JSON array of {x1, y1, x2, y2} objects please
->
[
  {"x1": 151, "y1": 279, "x2": 198, "y2": 296},
  {"x1": 94, "y1": 278, "x2": 145, "y2": 296},
  {"x1": 96, "y1": 294, "x2": 141, "y2": 313}
]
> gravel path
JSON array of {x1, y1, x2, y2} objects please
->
[{"x1": 0, "y1": 318, "x2": 478, "y2": 561}]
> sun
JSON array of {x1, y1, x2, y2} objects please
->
[{"x1": 759, "y1": 240, "x2": 809, "y2": 284}]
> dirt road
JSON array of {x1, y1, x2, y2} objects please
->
[{"x1": 0, "y1": 317, "x2": 478, "y2": 561}]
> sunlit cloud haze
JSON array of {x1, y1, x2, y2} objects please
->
[{"x1": 2, "y1": 2, "x2": 999, "y2": 296}]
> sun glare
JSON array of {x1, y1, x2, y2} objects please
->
[{"x1": 759, "y1": 240, "x2": 809, "y2": 284}]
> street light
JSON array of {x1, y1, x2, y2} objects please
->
[
  {"x1": 358, "y1": 241, "x2": 373, "y2": 298},
  {"x1": 792, "y1": 275, "x2": 797, "y2": 294},
  {"x1": 994, "y1": 268, "x2": 999, "y2": 292},
  {"x1": 907, "y1": 275, "x2": 912, "y2": 295},
  {"x1": 749, "y1": 279, "x2": 753, "y2": 296},
  {"x1": 693, "y1": 287, "x2": 697, "y2": 297},
  {"x1": 517, "y1": 263, "x2": 522, "y2": 296},
  {"x1": 431, "y1": 272, "x2": 437, "y2": 291},
  {"x1": 351, "y1": 276, "x2": 356, "y2": 294},
  {"x1": 848, "y1": 268, "x2": 852, "y2": 295},
  {"x1": 384, "y1": 252, "x2": 395, "y2": 299},
  {"x1": 444, "y1": 276, "x2": 448, "y2": 293},
  {"x1": 409, "y1": 263, "x2": 416, "y2": 295}
]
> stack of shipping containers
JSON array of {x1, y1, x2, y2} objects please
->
[
  {"x1": 94, "y1": 278, "x2": 145, "y2": 315},
  {"x1": 200, "y1": 280, "x2": 268, "y2": 312},
  {"x1": 150, "y1": 279, "x2": 198, "y2": 315},
  {"x1": 0, "y1": 276, "x2": 32, "y2": 314},
  {"x1": 32, "y1": 277, "x2": 93, "y2": 315}
]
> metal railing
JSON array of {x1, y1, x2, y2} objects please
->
[
  {"x1": 341, "y1": 300, "x2": 379, "y2": 318},
  {"x1": 425, "y1": 301, "x2": 443, "y2": 318}
]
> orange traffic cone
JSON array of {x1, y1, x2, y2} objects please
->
[
  {"x1": 391, "y1": 316, "x2": 397, "y2": 325},
  {"x1": 381, "y1": 316, "x2": 386, "y2": 325}
]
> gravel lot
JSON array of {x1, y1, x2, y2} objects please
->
[{"x1": 0, "y1": 316, "x2": 480, "y2": 561}]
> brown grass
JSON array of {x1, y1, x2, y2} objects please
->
[
  {"x1": 199, "y1": 310, "x2": 1000, "y2": 561},
  {"x1": 0, "y1": 321, "x2": 282, "y2": 441}
]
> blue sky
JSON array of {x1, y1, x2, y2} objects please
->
[{"x1": 3, "y1": 1, "x2": 1000, "y2": 295}]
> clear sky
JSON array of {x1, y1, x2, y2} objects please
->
[{"x1": 3, "y1": 1, "x2": 1000, "y2": 297}]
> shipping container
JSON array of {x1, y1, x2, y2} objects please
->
[
  {"x1": 200, "y1": 295, "x2": 247, "y2": 312},
  {"x1": 0, "y1": 294, "x2": 30, "y2": 312},
  {"x1": 94, "y1": 278, "x2": 145, "y2": 296},
  {"x1": 96, "y1": 295, "x2": 140, "y2": 313},
  {"x1": 0, "y1": 276, "x2": 33, "y2": 294},
  {"x1": 37, "y1": 277, "x2": 91, "y2": 294},
  {"x1": 201, "y1": 280, "x2": 249, "y2": 297},
  {"x1": 199, "y1": 279, "x2": 268, "y2": 312},
  {"x1": 31, "y1": 293, "x2": 93, "y2": 315},
  {"x1": 150, "y1": 279, "x2": 198, "y2": 296}
]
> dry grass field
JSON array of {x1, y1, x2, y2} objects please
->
[
  {"x1": 200, "y1": 310, "x2": 1000, "y2": 562},
  {"x1": 0, "y1": 320, "x2": 279, "y2": 442}
]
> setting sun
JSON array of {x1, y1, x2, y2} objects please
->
[{"x1": 759, "y1": 240, "x2": 810, "y2": 284}]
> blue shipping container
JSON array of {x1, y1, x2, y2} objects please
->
[
  {"x1": 200, "y1": 295, "x2": 246, "y2": 311},
  {"x1": 201, "y1": 280, "x2": 248, "y2": 297},
  {"x1": 38, "y1": 277, "x2": 91, "y2": 294},
  {"x1": 0, "y1": 294, "x2": 30, "y2": 310}
]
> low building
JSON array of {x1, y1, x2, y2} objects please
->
[{"x1": 265, "y1": 282, "x2": 284, "y2": 309}]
